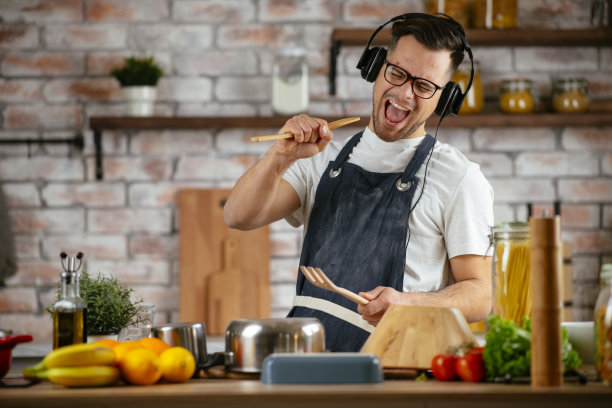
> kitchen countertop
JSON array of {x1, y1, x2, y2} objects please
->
[{"x1": 1, "y1": 376, "x2": 611, "y2": 408}]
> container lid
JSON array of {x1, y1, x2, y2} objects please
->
[
  {"x1": 493, "y1": 222, "x2": 529, "y2": 232},
  {"x1": 501, "y1": 78, "x2": 533, "y2": 92}
]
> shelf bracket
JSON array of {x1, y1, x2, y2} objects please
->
[
  {"x1": 93, "y1": 128, "x2": 104, "y2": 180},
  {"x1": 329, "y1": 40, "x2": 341, "y2": 96},
  {"x1": 0, "y1": 134, "x2": 84, "y2": 158}
]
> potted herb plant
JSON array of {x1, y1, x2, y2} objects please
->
[
  {"x1": 50, "y1": 270, "x2": 146, "y2": 341},
  {"x1": 110, "y1": 56, "x2": 163, "y2": 117}
]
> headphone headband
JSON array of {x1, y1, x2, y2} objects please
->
[{"x1": 357, "y1": 12, "x2": 474, "y2": 118}]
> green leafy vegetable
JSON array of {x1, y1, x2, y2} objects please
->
[{"x1": 483, "y1": 315, "x2": 582, "y2": 382}]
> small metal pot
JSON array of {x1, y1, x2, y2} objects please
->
[
  {"x1": 149, "y1": 322, "x2": 208, "y2": 371},
  {"x1": 223, "y1": 318, "x2": 325, "y2": 373}
]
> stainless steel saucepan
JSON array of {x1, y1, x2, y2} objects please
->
[
  {"x1": 151, "y1": 318, "x2": 325, "y2": 374},
  {"x1": 223, "y1": 318, "x2": 325, "y2": 373}
]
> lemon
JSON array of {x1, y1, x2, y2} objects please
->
[
  {"x1": 120, "y1": 348, "x2": 162, "y2": 385},
  {"x1": 138, "y1": 337, "x2": 170, "y2": 356},
  {"x1": 159, "y1": 347, "x2": 196, "y2": 383}
]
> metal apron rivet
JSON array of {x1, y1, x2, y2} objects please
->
[
  {"x1": 396, "y1": 179, "x2": 411, "y2": 191},
  {"x1": 329, "y1": 168, "x2": 342, "y2": 178}
]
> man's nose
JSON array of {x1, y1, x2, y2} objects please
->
[{"x1": 399, "y1": 78, "x2": 416, "y2": 99}]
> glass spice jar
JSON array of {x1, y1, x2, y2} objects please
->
[
  {"x1": 472, "y1": 0, "x2": 518, "y2": 29},
  {"x1": 500, "y1": 78, "x2": 535, "y2": 114},
  {"x1": 552, "y1": 78, "x2": 590, "y2": 114},
  {"x1": 452, "y1": 60, "x2": 483, "y2": 114},
  {"x1": 491, "y1": 222, "x2": 531, "y2": 326},
  {"x1": 271, "y1": 47, "x2": 309, "y2": 116},
  {"x1": 426, "y1": 0, "x2": 471, "y2": 28},
  {"x1": 595, "y1": 263, "x2": 612, "y2": 386}
]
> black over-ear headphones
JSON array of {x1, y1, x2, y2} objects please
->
[{"x1": 356, "y1": 13, "x2": 474, "y2": 119}]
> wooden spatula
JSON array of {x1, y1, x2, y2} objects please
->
[
  {"x1": 300, "y1": 266, "x2": 369, "y2": 305},
  {"x1": 250, "y1": 116, "x2": 361, "y2": 142}
]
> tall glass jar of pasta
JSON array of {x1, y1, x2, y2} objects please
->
[
  {"x1": 595, "y1": 264, "x2": 612, "y2": 386},
  {"x1": 492, "y1": 222, "x2": 531, "y2": 326}
]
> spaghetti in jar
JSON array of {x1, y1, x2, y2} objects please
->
[
  {"x1": 595, "y1": 264, "x2": 612, "y2": 385},
  {"x1": 492, "y1": 222, "x2": 531, "y2": 326}
]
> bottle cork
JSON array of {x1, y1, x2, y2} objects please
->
[{"x1": 529, "y1": 215, "x2": 563, "y2": 386}]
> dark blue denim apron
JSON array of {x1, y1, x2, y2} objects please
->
[{"x1": 287, "y1": 131, "x2": 436, "y2": 352}]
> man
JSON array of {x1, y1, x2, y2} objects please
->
[{"x1": 224, "y1": 14, "x2": 494, "y2": 352}]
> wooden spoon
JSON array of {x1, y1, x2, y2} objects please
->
[{"x1": 250, "y1": 117, "x2": 361, "y2": 142}]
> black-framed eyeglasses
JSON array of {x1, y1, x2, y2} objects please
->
[{"x1": 383, "y1": 60, "x2": 444, "y2": 99}]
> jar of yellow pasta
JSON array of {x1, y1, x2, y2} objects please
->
[
  {"x1": 472, "y1": 0, "x2": 518, "y2": 29},
  {"x1": 492, "y1": 222, "x2": 531, "y2": 326},
  {"x1": 595, "y1": 264, "x2": 612, "y2": 386},
  {"x1": 426, "y1": 0, "x2": 471, "y2": 28},
  {"x1": 500, "y1": 79, "x2": 535, "y2": 114},
  {"x1": 552, "y1": 78, "x2": 590, "y2": 114},
  {"x1": 452, "y1": 60, "x2": 483, "y2": 114}
]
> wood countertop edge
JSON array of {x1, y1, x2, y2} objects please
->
[{"x1": 1, "y1": 379, "x2": 611, "y2": 404}]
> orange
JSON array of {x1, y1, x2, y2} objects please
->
[
  {"x1": 120, "y1": 348, "x2": 162, "y2": 385},
  {"x1": 159, "y1": 347, "x2": 196, "y2": 383},
  {"x1": 138, "y1": 337, "x2": 170, "y2": 356},
  {"x1": 95, "y1": 338, "x2": 120, "y2": 348},
  {"x1": 113, "y1": 341, "x2": 144, "y2": 365}
]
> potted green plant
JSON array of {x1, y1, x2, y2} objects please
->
[
  {"x1": 49, "y1": 270, "x2": 146, "y2": 341},
  {"x1": 110, "y1": 56, "x2": 163, "y2": 117}
]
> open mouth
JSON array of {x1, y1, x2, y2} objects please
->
[{"x1": 384, "y1": 99, "x2": 410, "y2": 125}]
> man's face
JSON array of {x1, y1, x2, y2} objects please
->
[{"x1": 369, "y1": 35, "x2": 453, "y2": 142}]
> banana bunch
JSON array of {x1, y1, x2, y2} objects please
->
[{"x1": 24, "y1": 343, "x2": 119, "y2": 387}]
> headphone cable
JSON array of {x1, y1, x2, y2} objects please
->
[{"x1": 405, "y1": 115, "x2": 443, "y2": 248}]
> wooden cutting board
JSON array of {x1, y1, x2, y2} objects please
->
[
  {"x1": 178, "y1": 189, "x2": 270, "y2": 334},
  {"x1": 360, "y1": 305, "x2": 477, "y2": 369}
]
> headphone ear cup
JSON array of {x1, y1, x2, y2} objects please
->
[
  {"x1": 435, "y1": 82, "x2": 463, "y2": 118},
  {"x1": 358, "y1": 47, "x2": 387, "y2": 82}
]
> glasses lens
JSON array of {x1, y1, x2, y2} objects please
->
[
  {"x1": 413, "y1": 79, "x2": 436, "y2": 99},
  {"x1": 385, "y1": 65, "x2": 407, "y2": 86}
]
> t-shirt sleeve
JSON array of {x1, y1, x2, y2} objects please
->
[
  {"x1": 443, "y1": 164, "x2": 494, "y2": 258},
  {"x1": 282, "y1": 160, "x2": 308, "y2": 227}
]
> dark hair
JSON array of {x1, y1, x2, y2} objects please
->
[{"x1": 388, "y1": 13, "x2": 466, "y2": 73}]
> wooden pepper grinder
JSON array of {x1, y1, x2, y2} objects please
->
[{"x1": 529, "y1": 204, "x2": 563, "y2": 386}]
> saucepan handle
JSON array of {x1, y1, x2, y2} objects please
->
[{"x1": 200, "y1": 351, "x2": 235, "y2": 370}]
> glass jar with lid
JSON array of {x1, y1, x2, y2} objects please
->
[
  {"x1": 491, "y1": 222, "x2": 531, "y2": 326},
  {"x1": 472, "y1": 0, "x2": 518, "y2": 29},
  {"x1": 425, "y1": 0, "x2": 470, "y2": 28},
  {"x1": 271, "y1": 47, "x2": 309, "y2": 116},
  {"x1": 595, "y1": 263, "x2": 612, "y2": 386},
  {"x1": 452, "y1": 60, "x2": 483, "y2": 114},
  {"x1": 500, "y1": 78, "x2": 535, "y2": 114},
  {"x1": 552, "y1": 78, "x2": 590, "y2": 114}
]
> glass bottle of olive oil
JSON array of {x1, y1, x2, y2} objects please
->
[{"x1": 52, "y1": 253, "x2": 86, "y2": 349}]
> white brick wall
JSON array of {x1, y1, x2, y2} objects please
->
[{"x1": 0, "y1": 0, "x2": 610, "y2": 343}]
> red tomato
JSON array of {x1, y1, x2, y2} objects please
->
[
  {"x1": 430, "y1": 353, "x2": 457, "y2": 381},
  {"x1": 455, "y1": 348, "x2": 485, "y2": 382}
]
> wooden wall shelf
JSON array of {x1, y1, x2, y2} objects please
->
[
  {"x1": 328, "y1": 28, "x2": 612, "y2": 94},
  {"x1": 90, "y1": 112, "x2": 612, "y2": 180},
  {"x1": 332, "y1": 28, "x2": 612, "y2": 47}
]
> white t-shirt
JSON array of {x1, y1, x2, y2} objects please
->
[{"x1": 282, "y1": 126, "x2": 494, "y2": 293}]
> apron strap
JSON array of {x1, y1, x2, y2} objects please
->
[
  {"x1": 329, "y1": 131, "x2": 364, "y2": 173},
  {"x1": 400, "y1": 134, "x2": 436, "y2": 184},
  {"x1": 293, "y1": 295, "x2": 375, "y2": 334}
]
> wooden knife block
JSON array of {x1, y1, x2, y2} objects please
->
[{"x1": 360, "y1": 305, "x2": 477, "y2": 369}]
